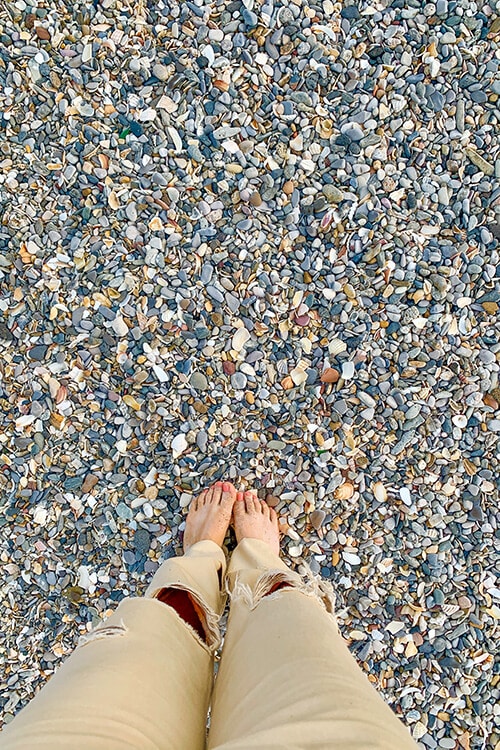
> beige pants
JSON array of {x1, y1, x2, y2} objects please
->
[{"x1": 0, "y1": 540, "x2": 418, "y2": 750}]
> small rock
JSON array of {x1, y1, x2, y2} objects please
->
[
  {"x1": 341, "y1": 361, "x2": 355, "y2": 380},
  {"x1": 82, "y1": 474, "x2": 99, "y2": 493},
  {"x1": 152, "y1": 63, "x2": 170, "y2": 81},
  {"x1": 222, "y1": 361, "x2": 236, "y2": 376},
  {"x1": 242, "y1": 8, "x2": 258, "y2": 28},
  {"x1": 190, "y1": 371, "x2": 209, "y2": 391},
  {"x1": 321, "y1": 367, "x2": 340, "y2": 383},
  {"x1": 28, "y1": 345, "x2": 48, "y2": 361},
  {"x1": 322, "y1": 185, "x2": 344, "y2": 203},
  {"x1": 341, "y1": 5, "x2": 360, "y2": 19},
  {"x1": 232, "y1": 327, "x2": 251, "y2": 352},
  {"x1": 343, "y1": 551, "x2": 361, "y2": 565},
  {"x1": 112, "y1": 316, "x2": 129, "y2": 337},
  {"x1": 231, "y1": 372, "x2": 248, "y2": 389},
  {"x1": 133, "y1": 529, "x2": 151, "y2": 554},
  {"x1": 310, "y1": 509, "x2": 326, "y2": 531}
]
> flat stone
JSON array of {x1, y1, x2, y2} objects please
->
[
  {"x1": 190, "y1": 371, "x2": 209, "y2": 391},
  {"x1": 133, "y1": 529, "x2": 151, "y2": 554},
  {"x1": 28, "y1": 345, "x2": 48, "y2": 361}
]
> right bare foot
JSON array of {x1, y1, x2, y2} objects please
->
[
  {"x1": 233, "y1": 489, "x2": 280, "y2": 557},
  {"x1": 183, "y1": 481, "x2": 237, "y2": 552}
]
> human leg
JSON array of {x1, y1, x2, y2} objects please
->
[
  {"x1": 0, "y1": 483, "x2": 236, "y2": 750},
  {"x1": 208, "y1": 491, "x2": 418, "y2": 750}
]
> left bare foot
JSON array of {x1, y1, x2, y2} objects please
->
[{"x1": 183, "y1": 481, "x2": 237, "y2": 552}]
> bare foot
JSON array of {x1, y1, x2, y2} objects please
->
[
  {"x1": 233, "y1": 489, "x2": 280, "y2": 557},
  {"x1": 183, "y1": 482, "x2": 237, "y2": 552}
]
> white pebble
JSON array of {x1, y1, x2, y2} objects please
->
[
  {"x1": 399, "y1": 487, "x2": 412, "y2": 505},
  {"x1": 232, "y1": 327, "x2": 250, "y2": 351},
  {"x1": 342, "y1": 361, "x2": 355, "y2": 379},
  {"x1": 112, "y1": 316, "x2": 129, "y2": 337},
  {"x1": 343, "y1": 551, "x2": 361, "y2": 565},
  {"x1": 171, "y1": 433, "x2": 188, "y2": 458}
]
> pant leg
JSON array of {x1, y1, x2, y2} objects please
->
[
  {"x1": 208, "y1": 539, "x2": 418, "y2": 750},
  {"x1": 0, "y1": 541, "x2": 226, "y2": 750}
]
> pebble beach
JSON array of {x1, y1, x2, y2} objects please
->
[{"x1": 0, "y1": 0, "x2": 499, "y2": 747}]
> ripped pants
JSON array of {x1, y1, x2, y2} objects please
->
[{"x1": 0, "y1": 539, "x2": 419, "y2": 750}]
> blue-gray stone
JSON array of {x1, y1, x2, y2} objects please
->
[
  {"x1": 116, "y1": 502, "x2": 133, "y2": 520},
  {"x1": 341, "y1": 5, "x2": 360, "y2": 19},
  {"x1": 470, "y1": 89, "x2": 487, "y2": 103},
  {"x1": 64, "y1": 476, "x2": 82, "y2": 490},
  {"x1": 28, "y1": 344, "x2": 48, "y2": 361},
  {"x1": 429, "y1": 90, "x2": 445, "y2": 111},
  {"x1": 133, "y1": 528, "x2": 151, "y2": 554},
  {"x1": 206, "y1": 285, "x2": 224, "y2": 303},
  {"x1": 242, "y1": 8, "x2": 258, "y2": 28},
  {"x1": 188, "y1": 144, "x2": 204, "y2": 162}
]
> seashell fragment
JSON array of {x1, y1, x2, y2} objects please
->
[
  {"x1": 171, "y1": 433, "x2": 188, "y2": 459},
  {"x1": 328, "y1": 338, "x2": 347, "y2": 356},
  {"x1": 372, "y1": 481, "x2": 387, "y2": 502},
  {"x1": 335, "y1": 482, "x2": 354, "y2": 500}
]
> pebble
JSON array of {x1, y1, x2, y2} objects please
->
[
  {"x1": 133, "y1": 529, "x2": 151, "y2": 555},
  {"x1": 190, "y1": 372, "x2": 209, "y2": 391},
  {"x1": 322, "y1": 185, "x2": 344, "y2": 203},
  {"x1": 231, "y1": 372, "x2": 248, "y2": 390},
  {"x1": 152, "y1": 64, "x2": 170, "y2": 81},
  {"x1": 0, "y1": 1, "x2": 497, "y2": 744}
]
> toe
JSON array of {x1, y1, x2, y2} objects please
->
[
  {"x1": 269, "y1": 507, "x2": 278, "y2": 524},
  {"x1": 251, "y1": 491, "x2": 261, "y2": 513},
  {"x1": 260, "y1": 500, "x2": 270, "y2": 517},
  {"x1": 221, "y1": 482, "x2": 237, "y2": 509},
  {"x1": 211, "y1": 482, "x2": 223, "y2": 505},
  {"x1": 244, "y1": 491, "x2": 254, "y2": 513},
  {"x1": 190, "y1": 493, "x2": 201, "y2": 512},
  {"x1": 233, "y1": 498, "x2": 246, "y2": 523},
  {"x1": 198, "y1": 489, "x2": 209, "y2": 506}
]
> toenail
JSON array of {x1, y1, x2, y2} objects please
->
[
  {"x1": 223, "y1": 482, "x2": 230, "y2": 491},
  {"x1": 237, "y1": 492, "x2": 244, "y2": 501},
  {"x1": 215, "y1": 481, "x2": 222, "y2": 486}
]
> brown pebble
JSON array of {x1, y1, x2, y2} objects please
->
[
  {"x1": 245, "y1": 391, "x2": 255, "y2": 404},
  {"x1": 483, "y1": 393, "x2": 499, "y2": 410},
  {"x1": 413, "y1": 632, "x2": 424, "y2": 647},
  {"x1": 320, "y1": 367, "x2": 340, "y2": 383},
  {"x1": 283, "y1": 180, "x2": 294, "y2": 195},
  {"x1": 310, "y1": 509, "x2": 326, "y2": 531},
  {"x1": 222, "y1": 361, "x2": 236, "y2": 376},
  {"x1": 281, "y1": 376, "x2": 294, "y2": 390},
  {"x1": 249, "y1": 191, "x2": 262, "y2": 207},
  {"x1": 35, "y1": 26, "x2": 51, "y2": 40},
  {"x1": 211, "y1": 312, "x2": 224, "y2": 326},
  {"x1": 458, "y1": 595, "x2": 472, "y2": 609},
  {"x1": 490, "y1": 387, "x2": 500, "y2": 403},
  {"x1": 265, "y1": 494, "x2": 280, "y2": 508},
  {"x1": 81, "y1": 474, "x2": 99, "y2": 493},
  {"x1": 193, "y1": 400, "x2": 209, "y2": 414},
  {"x1": 482, "y1": 301, "x2": 498, "y2": 315},
  {"x1": 213, "y1": 79, "x2": 229, "y2": 92}
]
